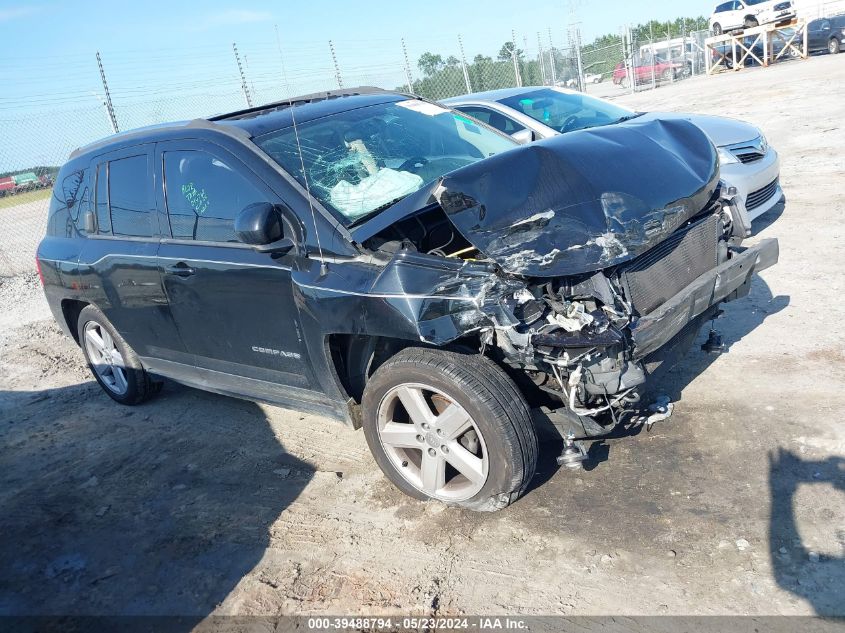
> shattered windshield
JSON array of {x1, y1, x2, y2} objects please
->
[
  {"x1": 498, "y1": 88, "x2": 637, "y2": 134},
  {"x1": 255, "y1": 99, "x2": 517, "y2": 225}
]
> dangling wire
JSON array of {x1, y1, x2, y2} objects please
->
[{"x1": 275, "y1": 24, "x2": 328, "y2": 275}]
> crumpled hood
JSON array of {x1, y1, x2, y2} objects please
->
[{"x1": 433, "y1": 117, "x2": 719, "y2": 277}]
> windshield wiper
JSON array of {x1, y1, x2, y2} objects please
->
[
  {"x1": 616, "y1": 112, "x2": 645, "y2": 123},
  {"x1": 346, "y1": 195, "x2": 409, "y2": 228}
]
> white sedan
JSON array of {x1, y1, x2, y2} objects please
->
[{"x1": 443, "y1": 86, "x2": 783, "y2": 225}]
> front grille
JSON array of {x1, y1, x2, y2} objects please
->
[
  {"x1": 737, "y1": 151, "x2": 764, "y2": 164},
  {"x1": 747, "y1": 178, "x2": 779, "y2": 210},
  {"x1": 620, "y1": 214, "x2": 719, "y2": 315}
]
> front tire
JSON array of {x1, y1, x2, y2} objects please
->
[
  {"x1": 362, "y1": 348, "x2": 538, "y2": 512},
  {"x1": 744, "y1": 16, "x2": 758, "y2": 29},
  {"x1": 713, "y1": 23, "x2": 723, "y2": 36},
  {"x1": 830, "y1": 38, "x2": 841, "y2": 55},
  {"x1": 78, "y1": 305, "x2": 157, "y2": 405}
]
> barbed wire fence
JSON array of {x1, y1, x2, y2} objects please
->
[{"x1": 0, "y1": 18, "x2": 756, "y2": 277}]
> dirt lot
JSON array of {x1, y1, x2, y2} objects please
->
[{"x1": 1, "y1": 55, "x2": 844, "y2": 619}]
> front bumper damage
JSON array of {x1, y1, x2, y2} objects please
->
[{"x1": 631, "y1": 237, "x2": 779, "y2": 357}]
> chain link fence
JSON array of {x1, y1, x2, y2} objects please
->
[{"x1": 0, "y1": 22, "x2": 715, "y2": 277}]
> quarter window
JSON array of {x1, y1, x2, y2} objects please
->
[{"x1": 163, "y1": 150, "x2": 264, "y2": 242}]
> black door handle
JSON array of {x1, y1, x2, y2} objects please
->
[{"x1": 164, "y1": 262, "x2": 195, "y2": 277}]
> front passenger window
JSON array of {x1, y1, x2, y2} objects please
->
[
  {"x1": 458, "y1": 107, "x2": 525, "y2": 135},
  {"x1": 163, "y1": 150, "x2": 264, "y2": 243}
]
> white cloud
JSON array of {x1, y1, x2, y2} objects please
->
[
  {"x1": 194, "y1": 9, "x2": 273, "y2": 30},
  {"x1": 0, "y1": 6, "x2": 40, "y2": 23}
]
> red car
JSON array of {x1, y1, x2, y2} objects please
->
[
  {"x1": 613, "y1": 56, "x2": 686, "y2": 87},
  {"x1": 0, "y1": 176, "x2": 15, "y2": 198}
]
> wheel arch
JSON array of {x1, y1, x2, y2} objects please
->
[
  {"x1": 325, "y1": 332, "x2": 484, "y2": 406},
  {"x1": 61, "y1": 298, "x2": 90, "y2": 345}
]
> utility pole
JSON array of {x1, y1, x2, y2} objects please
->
[
  {"x1": 401, "y1": 38, "x2": 414, "y2": 93},
  {"x1": 574, "y1": 25, "x2": 585, "y2": 92},
  {"x1": 629, "y1": 25, "x2": 636, "y2": 95},
  {"x1": 649, "y1": 23, "x2": 656, "y2": 90},
  {"x1": 547, "y1": 28, "x2": 557, "y2": 85},
  {"x1": 667, "y1": 25, "x2": 674, "y2": 83},
  {"x1": 622, "y1": 25, "x2": 635, "y2": 95},
  {"x1": 329, "y1": 40, "x2": 343, "y2": 89},
  {"x1": 458, "y1": 34, "x2": 472, "y2": 92},
  {"x1": 537, "y1": 32, "x2": 547, "y2": 85},
  {"x1": 510, "y1": 29, "x2": 522, "y2": 87},
  {"x1": 96, "y1": 51, "x2": 119, "y2": 134},
  {"x1": 565, "y1": 0, "x2": 584, "y2": 92},
  {"x1": 232, "y1": 43, "x2": 253, "y2": 107}
]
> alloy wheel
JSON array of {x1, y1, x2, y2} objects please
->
[
  {"x1": 376, "y1": 383, "x2": 489, "y2": 502},
  {"x1": 83, "y1": 321, "x2": 129, "y2": 395}
]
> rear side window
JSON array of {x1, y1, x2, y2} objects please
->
[
  {"x1": 163, "y1": 150, "x2": 264, "y2": 243},
  {"x1": 108, "y1": 156, "x2": 155, "y2": 238},
  {"x1": 93, "y1": 155, "x2": 155, "y2": 238},
  {"x1": 95, "y1": 163, "x2": 111, "y2": 235}
]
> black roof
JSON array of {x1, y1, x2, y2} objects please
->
[
  {"x1": 69, "y1": 87, "x2": 409, "y2": 160},
  {"x1": 217, "y1": 87, "x2": 407, "y2": 138}
]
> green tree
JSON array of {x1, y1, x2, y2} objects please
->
[
  {"x1": 417, "y1": 52, "x2": 444, "y2": 77},
  {"x1": 497, "y1": 42, "x2": 524, "y2": 61}
]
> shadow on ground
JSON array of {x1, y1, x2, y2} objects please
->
[
  {"x1": 0, "y1": 380, "x2": 311, "y2": 624},
  {"x1": 769, "y1": 448, "x2": 845, "y2": 615}
]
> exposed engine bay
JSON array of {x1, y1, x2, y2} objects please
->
[{"x1": 361, "y1": 195, "x2": 747, "y2": 434}]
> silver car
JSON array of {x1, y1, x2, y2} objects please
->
[{"x1": 444, "y1": 86, "x2": 783, "y2": 226}]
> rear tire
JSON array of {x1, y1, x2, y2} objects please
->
[
  {"x1": 713, "y1": 23, "x2": 723, "y2": 36},
  {"x1": 362, "y1": 348, "x2": 538, "y2": 512},
  {"x1": 77, "y1": 305, "x2": 157, "y2": 405},
  {"x1": 830, "y1": 38, "x2": 841, "y2": 55}
]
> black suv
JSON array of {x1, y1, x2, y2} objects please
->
[
  {"x1": 38, "y1": 88, "x2": 778, "y2": 511},
  {"x1": 808, "y1": 15, "x2": 845, "y2": 55}
]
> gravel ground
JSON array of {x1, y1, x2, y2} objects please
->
[{"x1": 1, "y1": 55, "x2": 844, "y2": 619}]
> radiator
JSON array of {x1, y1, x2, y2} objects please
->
[{"x1": 620, "y1": 213, "x2": 719, "y2": 315}]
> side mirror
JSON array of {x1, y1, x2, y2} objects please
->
[
  {"x1": 235, "y1": 202, "x2": 295, "y2": 254},
  {"x1": 511, "y1": 129, "x2": 535, "y2": 144}
]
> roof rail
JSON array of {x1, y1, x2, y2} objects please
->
[
  {"x1": 208, "y1": 86, "x2": 401, "y2": 121},
  {"x1": 68, "y1": 118, "x2": 253, "y2": 160}
]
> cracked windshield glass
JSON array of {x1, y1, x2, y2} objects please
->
[{"x1": 255, "y1": 99, "x2": 517, "y2": 225}]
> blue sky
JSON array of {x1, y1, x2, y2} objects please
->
[{"x1": 0, "y1": 0, "x2": 709, "y2": 169}]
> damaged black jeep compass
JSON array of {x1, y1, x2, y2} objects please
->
[{"x1": 38, "y1": 87, "x2": 778, "y2": 511}]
